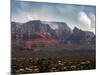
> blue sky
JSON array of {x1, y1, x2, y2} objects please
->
[{"x1": 11, "y1": 0, "x2": 96, "y2": 32}]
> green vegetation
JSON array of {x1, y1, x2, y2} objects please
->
[{"x1": 11, "y1": 57, "x2": 96, "y2": 74}]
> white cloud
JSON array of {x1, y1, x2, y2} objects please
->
[
  {"x1": 88, "y1": 13, "x2": 96, "y2": 28},
  {"x1": 77, "y1": 11, "x2": 91, "y2": 29},
  {"x1": 77, "y1": 11, "x2": 96, "y2": 33},
  {"x1": 90, "y1": 28, "x2": 95, "y2": 34}
]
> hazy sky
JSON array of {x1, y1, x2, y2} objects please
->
[{"x1": 11, "y1": 0, "x2": 96, "y2": 33}]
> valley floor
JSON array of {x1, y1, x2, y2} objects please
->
[{"x1": 11, "y1": 49, "x2": 96, "y2": 74}]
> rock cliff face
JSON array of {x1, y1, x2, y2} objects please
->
[
  {"x1": 11, "y1": 20, "x2": 95, "y2": 50},
  {"x1": 66, "y1": 27, "x2": 95, "y2": 45}
]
